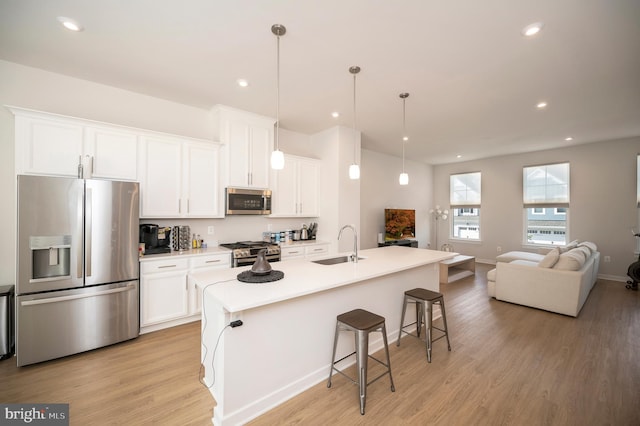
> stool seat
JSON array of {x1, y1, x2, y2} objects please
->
[
  {"x1": 405, "y1": 288, "x2": 442, "y2": 301},
  {"x1": 397, "y1": 287, "x2": 451, "y2": 362},
  {"x1": 337, "y1": 309, "x2": 385, "y2": 330},
  {"x1": 328, "y1": 308, "x2": 395, "y2": 415}
]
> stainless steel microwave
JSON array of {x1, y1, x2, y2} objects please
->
[{"x1": 226, "y1": 188, "x2": 272, "y2": 215}]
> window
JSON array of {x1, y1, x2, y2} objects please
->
[
  {"x1": 450, "y1": 172, "x2": 481, "y2": 240},
  {"x1": 523, "y1": 162, "x2": 570, "y2": 246}
]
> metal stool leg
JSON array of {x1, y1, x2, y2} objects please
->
[
  {"x1": 327, "y1": 321, "x2": 341, "y2": 388},
  {"x1": 439, "y1": 298, "x2": 451, "y2": 351},
  {"x1": 425, "y1": 300, "x2": 433, "y2": 363},
  {"x1": 381, "y1": 323, "x2": 395, "y2": 392},
  {"x1": 356, "y1": 329, "x2": 369, "y2": 415},
  {"x1": 415, "y1": 300, "x2": 422, "y2": 337},
  {"x1": 396, "y1": 295, "x2": 408, "y2": 346}
]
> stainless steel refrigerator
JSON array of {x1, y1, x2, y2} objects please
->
[{"x1": 16, "y1": 175, "x2": 140, "y2": 366}]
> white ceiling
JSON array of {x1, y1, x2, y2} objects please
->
[{"x1": 1, "y1": 0, "x2": 639, "y2": 165}]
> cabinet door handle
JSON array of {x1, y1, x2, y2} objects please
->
[
  {"x1": 158, "y1": 264, "x2": 177, "y2": 269},
  {"x1": 178, "y1": 198, "x2": 181, "y2": 214},
  {"x1": 205, "y1": 259, "x2": 221, "y2": 264},
  {"x1": 187, "y1": 199, "x2": 190, "y2": 214}
]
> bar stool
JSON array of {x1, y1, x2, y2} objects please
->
[
  {"x1": 396, "y1": 288, "x2": 451, "y2": 362},
  {"x1": 327, "y1": 308, "x2": 395, "y2": 415}
]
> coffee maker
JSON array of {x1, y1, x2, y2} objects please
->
[{"x1": 139, "y1": 224, "x2": 172, "y2": 254}]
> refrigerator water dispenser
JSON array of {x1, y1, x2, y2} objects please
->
[{"x1": 30, "y1": 236, "x2": 71, "y2": 281}]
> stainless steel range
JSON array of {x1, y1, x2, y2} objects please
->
[{"x1": 219, "y1": 241, "x2": 281, "y2": 267}]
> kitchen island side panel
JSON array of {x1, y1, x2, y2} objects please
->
[{"x1": 202, "y1": 262, "x2": 439, "y2": 426}]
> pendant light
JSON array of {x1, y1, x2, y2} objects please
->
[
  {"x1": 270, "y1": 24, "x2": 286, "y2": 170},
  {"x1": 348, "y1": 66, "x2": 361, "y2": 180},
  {"x1": 399, "y1": 92, "x2": 409, "y2": 185}
]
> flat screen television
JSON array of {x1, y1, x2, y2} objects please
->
[{"x1": 384, "y1": 209, "x2": 416, "y2": 241}]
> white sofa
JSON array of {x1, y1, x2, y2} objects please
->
[{"x1": 487, "y1": 241, "x2": 600, "y2": 317}]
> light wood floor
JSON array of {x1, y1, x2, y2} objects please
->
[{"x1": 2, "y1": 264, "x2": 639, "y2": 425}]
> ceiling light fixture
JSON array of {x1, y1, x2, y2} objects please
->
[
  {"x1": 237, "y1": 79, "x2": 249, "y2": 88},
  {"x1": 348, "y1": 66, "x2": 361, "y2": 180},
  {"x1": 565, "y1": 137, "x2": 574, "y2": 141},
  {"x1": 536, "y1": 101, "x2": 548, "y2": 109},
  {"x1": 399, "y1": 92, "x2": 409, "y2": 186},
  {"x1": 331, "y1": 112, "x2": 340, "y2": 118},
  {"x1": 57, "y1": 16, "x2": 83, "y2": 32},
  {"x1": 522, "y1": 22, "x2": 543, "y2": 37},
  {"x1": 270, "y1": 24, "x2": 286, "y2": 170}
]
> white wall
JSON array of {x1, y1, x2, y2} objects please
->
[
  {"x1": 360, "y1": 149, "x2": 434, "y2": 249},
  {"x1": 432, "y1": 137, "x2": 640, "y2": 279}
]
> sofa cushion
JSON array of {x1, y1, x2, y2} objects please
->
[
  {"x1": 576, "y1": 245, "x2": 592, "y2": 259},
  {"x1": 554, "y1": 248, "x2": 587, "y2": 271},
  {"x1": 578, "y1": 241, "x2": 597, "y2": 253},
  {"x1": 487, "y1": 268, "x2": 497, "y2": 282},
  {"x1": 496, "y1": 251, "x2": 545, "y2": 263},
  {"x1": 538, "y1": 248, "x2": 560, "y2": 268},
  {"x1": 560, "y1": 239, "x2": 580, "y2": 253}
]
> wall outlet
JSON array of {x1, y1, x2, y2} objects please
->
[
  {"x1": 604, "y1": 256, "x2": 611, "y2": 263},
  {"x1": 497, "y1": 246, "x2": 502, "y2": 253},
  {"x1": 207, "y1": 226, "x2": 215, "y2": 235}
]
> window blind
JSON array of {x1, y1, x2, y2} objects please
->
[
  {"x1": 523, "y1": 162, "x2": 570, "y2": 207},
  {"x1": 450, "y1": 172, "x2": 481, "y2": 207}
]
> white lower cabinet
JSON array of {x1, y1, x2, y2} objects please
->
[
  {"x1": 281, "y1": 242, "x2": 329, "y2": 261},
  {"x1": 140, "y1": 258, "x2": 189, "y2": 329},
  {"x1": 140, "y1": 252, "x2": 231, "y2": 333},
  {"x1": 187, "y1": 253, "x2": 231, "y2": 315}
]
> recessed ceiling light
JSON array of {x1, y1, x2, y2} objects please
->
[
  {"x1": 565, "y1": 137, "x2": 573, "y2": 141},
  {"x1": 457, "y1": 155, "x2": 462, "y2": 159},
  {"x1": 236, "y1": 79, "x2": 249, "y2": 88},
  {"x1": 331, "y1": 112, "x2": 340, "y2": 118},
  {"x1": 536, "y1": 101, "x2": 548, "y2": 109},
  {"x1": 402, "y1": 136, "x2": 409, "y2": 142},
  {"x1": 57, "y1": 16, "x2": 83, "y2": 32},
  {"x1": 522, "y1": 22, "x2": 543, "y2": 37}
]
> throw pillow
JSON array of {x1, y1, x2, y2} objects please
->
[
  {"x1": 538, "y1": 247, "x2": 560, "y2": 268},
  {"x1": 554, "y1": 248, "x2": 587, "y2": 271}
]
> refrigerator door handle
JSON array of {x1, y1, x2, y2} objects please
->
[
  {"x1": 20, "y1": 284, "x2": 136, "y2": 306},
  {"x1": 85, "y1": 187, "x2": 92, "y2": 277},
  {"x1": 77, "y1": 190, "x2": 83, "y2": 279}
]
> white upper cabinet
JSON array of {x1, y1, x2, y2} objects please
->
[
  {"x1": 11, "y1": 107, "x2": 138, "y2": 180},
  {"x1": 271, "y1": 154, "x2": 320, "y2": 217},
  {"x1": 139, "y1": 134, "x2": 183, "y2": 217},
  {"x1": 182, "y1": 141, "x2": 221, "y2": 217},
  {"x1": 84, "y1": 126, "x2": 138, "y2": 180},
  {"x1": 212, "y1": 105, "x2": 275, "y2": 189},
  {"x1": 139, "y1": 135, "x2": 222, "y2": 218}
]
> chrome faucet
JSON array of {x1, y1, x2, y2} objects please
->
[{"x1": 338, "y1": 224, "x2": 358, "y2": 263}]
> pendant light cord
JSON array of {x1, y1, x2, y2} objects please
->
[
  {"x1": 402, "y1": 96, "x2": 406, "y2": 173},
  {"x1": 352, "y1": 71, "x2": 357, "y2": 163},
  {"x1": 275, "y1": 32, "x2": 280, "y2": 151}
]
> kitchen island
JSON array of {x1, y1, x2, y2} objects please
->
[{"x1": 190, "y1": 246, "x2": 456, "y2": 426}]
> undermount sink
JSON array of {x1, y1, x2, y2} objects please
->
[{"x1": 311, "y1": 256, "x2": 365, "y2": 265}]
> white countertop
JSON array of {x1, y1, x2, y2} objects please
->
[
  {"x1": 139, "y1": 246, "x2": 231, "y2": 262},
  {"x1": 191, "y1": 246, "x2": 457, "y2": 312}
]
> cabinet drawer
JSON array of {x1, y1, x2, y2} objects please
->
[
  {"x1": 189, "y1": 254, "x2": 231, "y2": 269},
  {"x1": 141, "y1": 258, "x2": 189, "y2": 274},
  {"x1": 305, "y1": 244, "x2": 328, "y2": 256},
  {"x1": 281, "y1": 246, "x2": 305, "y2": 258}
]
